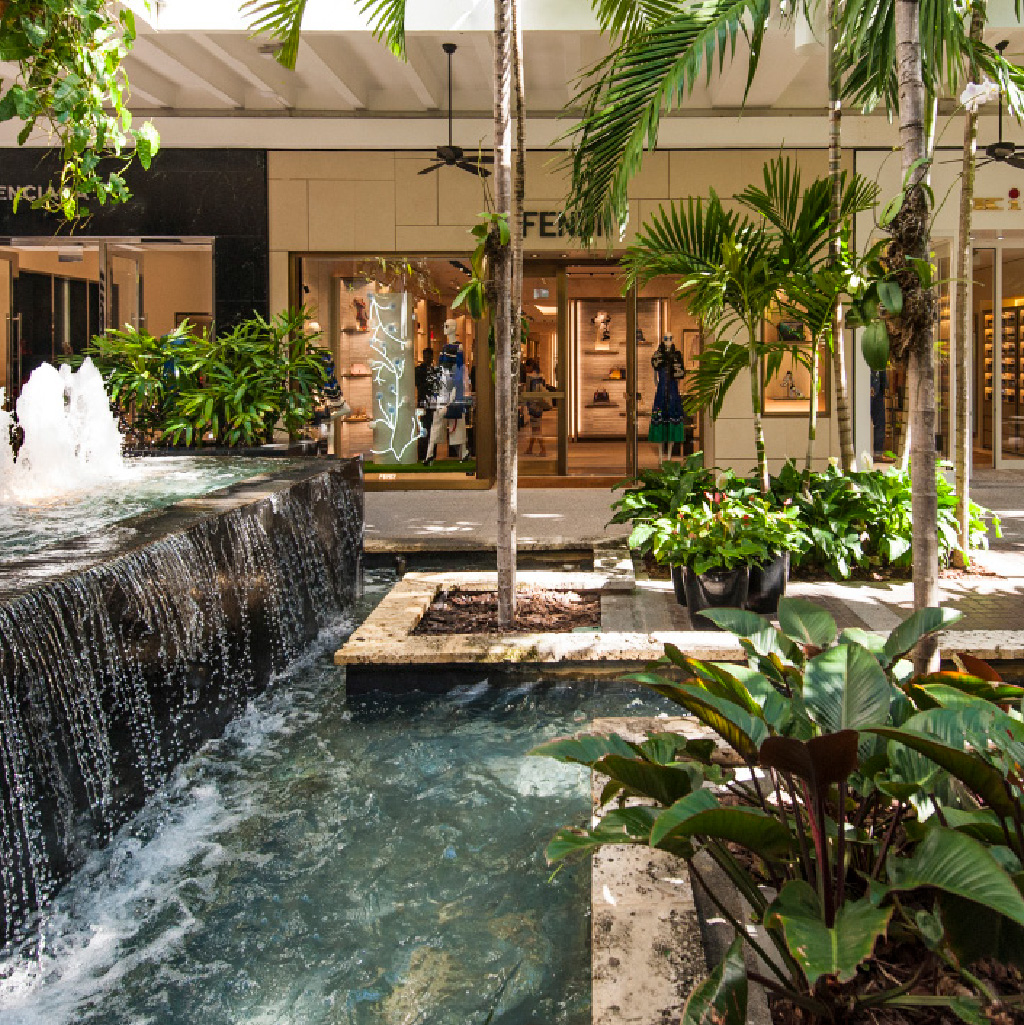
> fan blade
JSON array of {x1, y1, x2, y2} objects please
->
[
  {"x1": 418, "y1": 162, "x2": 446, "y2": 175},
  {"x1": 473, "y1": 154, "x2": 495, "y2": 163},
  {"x1": 456, "y1": 160, "x2": 490, "y2": 177},
  {"x1": 1007, "y1": 152, "x2": 1024, "y2": 170}
]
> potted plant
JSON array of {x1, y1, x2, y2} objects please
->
[
  {"x1": 743, "y1": 496, "x2": 806, "y2": 614},
  {"x1": 653, "y1": 491, "x2": 784, "y2": 627}
]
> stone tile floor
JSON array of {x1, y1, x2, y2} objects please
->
[{"x1": 365, "y1": 476, "x2": 1024, "y2": 636}]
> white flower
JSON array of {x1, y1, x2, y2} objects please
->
[{"x1": 961, "y1": 80, "x2": 1001, "y2": 113}]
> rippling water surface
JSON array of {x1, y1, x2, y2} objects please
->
[
  {"x1": 0, "y1": 456, "x2": 295, "y2": 560},
  {"x1": 0, "y1": 571, "x2": 671, "y2": 1024}
]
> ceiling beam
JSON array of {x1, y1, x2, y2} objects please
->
[
  {"x1": 131, "y1": 35, "x2": 241, "y2": 107},
  {"x1": 121, "y1": 58, "x2": 179, "y2": 107},
  {"x1": 297, "y1": 39, "x2": 365, "y2": 109},
  {"x1": 191, "y1": 32, "x2": 292, "y2": 108}
]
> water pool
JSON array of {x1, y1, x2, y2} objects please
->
[
  {"x1": 0, "y1": 572, "x2": 671, "y2": 1024},
  {"x1": 0, "y1": 456, "x2": 296, "y2": 560}
]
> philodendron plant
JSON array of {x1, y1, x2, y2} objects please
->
[{"x1": 531, "y1": 599, "x2": 1024, "y2": 1023}]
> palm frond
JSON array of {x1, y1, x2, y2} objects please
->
[
  {"x1": 590, "y1": 0, "x2": 689, "y2": 42},
  {"x1": 837, "y1": 0, "x2": 974, "y2": 114},
  {"x1": 560, "y1": 0, "x2": 773, "y2": 242},
  {"x1": 240, "y1": 0, "x2": 308, "y2": 69},
  {"x1": 359, "y1": 0, "x2": 408, "y2": 60},
  {"x1": 684, "y1": 335, "x2": 749, "y2": 418}
]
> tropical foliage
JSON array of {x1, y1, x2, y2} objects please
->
[
  {"x1": 614, "y1": 454, "x2": 1000, "y2": 580},
  {"x1": 534, "y1": 600, "x2": 1024, "y2": 1021},
  {"x1": 0, "y1": 0, "x2": 159, "y2": 220},
  {"x1": 71, "y1": 308, "x2": 328, "y2": 448}
]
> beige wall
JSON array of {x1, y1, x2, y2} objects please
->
[
  {"x1": 269, "y1": 147, "x2": 849, "y2": 472},
  {"x1": 141, "y1": 250, "x2": 213, "y2": 337}
]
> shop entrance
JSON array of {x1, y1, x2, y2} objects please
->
[
  {"x1": 518, "y1": 260, "x2": 702, "y2": 481},
  {"x1": 0, "y1": 238, "x2": 214, "y2": 402},
  {"x1": 972, "y1": 241, "x2": 1024, "y2": 468}
]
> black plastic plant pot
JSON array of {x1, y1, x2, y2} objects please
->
[
  {"x1": 682, "y1": 565, "x2": 750, "y2": 630},
  {"x1": 670, "y1": 563, "x2": 687, "y2": 606},
  {"x1": 746, "y1": 550, "x2": 790, "y2": 616}
]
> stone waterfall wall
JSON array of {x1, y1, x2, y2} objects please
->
[{"x1": 0, "y1": 459, "x2": 363, "y2": 945}]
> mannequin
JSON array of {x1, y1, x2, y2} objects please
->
[
  {"x1": 424, "y1": 319, "x2": 469, "y2": 463},
  {"x1": 648, "y1": 334, "x2": 687, "y2": 461},
  {"x1": 591, "y1": 310, "x2": 612, "y2": 350}
]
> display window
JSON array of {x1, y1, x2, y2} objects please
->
[
  {"x1": 762, "y1": 321, "x2": 830, "y2": 418},
  {"x1": 0, "y1": 238, "x2": 213, "y2": 401},
  {"x1": 299, "y1": 256, "x2": 485, "y2": 482}
]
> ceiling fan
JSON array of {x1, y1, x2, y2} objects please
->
[
  {"x1": 980, "y1": 40, "x2": 1024, "y2": 169},
  {"x1": 419, "y1": 43, "x2": 493, "y2": 177}
]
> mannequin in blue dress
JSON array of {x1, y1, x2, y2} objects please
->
[{"x1": 648, "y1": 334, "x2": 687, "y2": 461}]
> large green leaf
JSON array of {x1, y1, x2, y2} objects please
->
[
  {"x1": 528, "y1": 733, "x2": 638, "y2": 765},
  {"x1": 664, "y1": 647, "x2": 763, "y2": 717},
  {"x1": 699, "y1": 608, "x2": 799, "y2": 663},
  {"x1": 545, "y1": 807, "x2": 658, "y2": 863},
  {"x1": 777, "y1": 597, "x2": 838, "y2": 650},
  {"x1": 681, "y1": 934, "x2": 747, "y2": 1025},
  {"x1": 869, "y1": 727, "x2": 1018, "y2": 818},
  {"x1": 651, "y1": 789, "x2": 793, "y2": 858},
  {"x1": 804, "y1": 643, "x2": 891, "y2": 734},
  {"x1": 593, "y1": 754, "x2": 698, "y2": 807},
  {"x1": 882, "y1": 608, "x2": 962, "y2": 666},
  {"x1": 886, "y1": 827, "x2": 1024, "y2": 927},
  {"x1": 766, "y1": 883, "x2": 892, "y2": 987}
]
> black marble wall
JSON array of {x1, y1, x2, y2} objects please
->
[{"x1": 0, "y1": 148, "x2": 269, "y2": 329}]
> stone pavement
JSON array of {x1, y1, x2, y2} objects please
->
[{"x1": 364, "y1": 475, "x2": 1024, "y2": 634}]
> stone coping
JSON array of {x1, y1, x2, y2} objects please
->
[
  {"x1": 335, "y1": 565, "x2": 1024, "y2": 668},
  {"x1": 0, "y1": 459, "x2": 361, "y2": 601}
]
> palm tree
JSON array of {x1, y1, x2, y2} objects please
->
[
  {"x1": 624, "y1": 193, "x2": 783, "y2": 491},
  {"x1": 242, "y1": 0, "x2": 525, "y2": 626},
  {"x1": 736, "y1": 158, "x2": 879, "y2": 472}
]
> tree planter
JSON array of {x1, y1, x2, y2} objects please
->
[
  {"x1": 670, "y1": 563, "x2": 687, "y2": 606},
  {"x1": 746, "y1": 551, "x2": 790, "y2": 616},
  {"x1": 682, "y1": 565, "x2": 749, "y2": 629}
]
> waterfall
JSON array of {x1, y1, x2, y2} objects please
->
[{"x1": 0, "y1": 461, "x2": 363, "y2": 945}]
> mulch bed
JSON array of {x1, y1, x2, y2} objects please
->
[{"x1": 413, "y1": 586, "x2": 601, "y2": 635}]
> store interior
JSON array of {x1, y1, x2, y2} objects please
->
[{"x1": 0, "y1": 239, "x2": 213, "y2": 401}]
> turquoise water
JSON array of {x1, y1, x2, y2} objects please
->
[
  {"x1": 0, "y1": 572, "x2": 671, "y2": 1024},
  {"x1": 0, "y1": 455, "x2": 295, "y2": 560}
]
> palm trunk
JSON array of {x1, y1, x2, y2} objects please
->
[
  {"x1": 895, "y1": 0, "x2": 939, "y2": 671},
  {"x1": 827, "y1": 0, "x2": 855, "y2": 472},
  {"x1": 511, "y1": 0, "x2": 525, "y2": 473},
  {"x1": 750, "y1": 337, "x2": 768, "y2": 493},
  {"x1": 954, "y1": 2, "x2": 985, "y2": 566},
  {"x1": 805, "y1": 333, "x2": 822, "y2": 472},
  {"x1": 494, "y1": 0, "x2": 516, "y2": 627}
]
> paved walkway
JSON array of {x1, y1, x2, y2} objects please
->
[{"x1": 364, "y1": 475, "x2": 1024, "y2": 634}]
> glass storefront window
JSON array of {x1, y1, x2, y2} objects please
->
[
  {"x1": 762, "y1": 321, "x2": 830, "y2": 418},
  {"x1": 299, "y1": 256, "x2": 483, "y2": 480}
]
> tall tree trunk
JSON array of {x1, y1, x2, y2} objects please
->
[
  {"x1": 954, "y1": 2, "x2": 985, "y2": 566},
  {"x1": 750, "y1": 339, "x2": 768, "y2": 493},
  {"x1": 895, "y1": 0, "x2": 939, "y2": 671},
  {"x1": 511, "y1": 0, "x2": 525, "y2": 465},
  {"x1": 827, "y1": 0, "x2": 855, "y2": 472},
  {"x1": 805, "y1": 332, "x2": 822, "y2": 472},
  {"x1": 494, "y1": 0, "x2": 516, "y2": 626}
]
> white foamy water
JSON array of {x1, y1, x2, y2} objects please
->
[{"x1": 1, "y1": 360, "x2": 127, "y2": 504}]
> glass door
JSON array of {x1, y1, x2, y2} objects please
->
[
  {"x1": 105, "y1": 245, "x2": 144, "y2": 332},
  {"x1": 998, "y1": 247, "x2": 1024, "y2": 463},
  {"x1": 519, "y1": 263, "x2": 566, "y2": 476},
  {"x1": 0, "y1": 254, "x2": 15, "y2": 400}
]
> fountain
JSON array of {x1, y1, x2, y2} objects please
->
[
  {"x1": 0, "y1": 359, "x2": 127, "y2": 504},
  {"x1": 0, "y1": 363, "x2": 364, "y2": 945}
]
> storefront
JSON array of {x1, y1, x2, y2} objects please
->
[
  {"x1": 0, "y1": 148, "x2": 268, "y2": 399},
  {"x1": 854, "y1": 151, "x2": 1022, "y2": 471},
  {"x1": 274, "y1": 147, "x2": 847, "y2": 488}
]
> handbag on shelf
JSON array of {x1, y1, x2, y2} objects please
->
[{"x1": 593, "y1": 389, "x2": 610, "y2": 404}]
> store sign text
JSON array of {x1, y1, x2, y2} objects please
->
[
  {"x1": 974, "y1": 195, "x2": 1023, "y2": 211},
  {"x1": 522, "y1": 211, "x2": 604, "y2": 238},
  {"x1": 0, "y1": 185, "x2": 47, "y2": 204}
]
